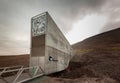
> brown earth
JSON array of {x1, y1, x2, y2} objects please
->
[
  {"x1": 49, "y1": 28, "x2": 120, "y2": 83},
  {"x1": 0, "y1": 28, "x2": 120, "y2": 83},
  {"x1": 0, "y1": 54, "x2": 29, "y2": 67},
  {"x1": 39, "y1": 76, "x2": 118, "y2": 83}
]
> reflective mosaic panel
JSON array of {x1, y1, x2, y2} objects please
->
[{"x1": 32, "y1": 14, "x2": 46, "y2": 36}]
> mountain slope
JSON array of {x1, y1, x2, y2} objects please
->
[
  {"x1": 50, "y1": 28, "x2": 120, "y2": 82},
  {"x1": 71, "y1": 28, "x2": 120, "y2": 81},
  {"x1": 73, "y1": 28, "x2": 120, "y2": 49},
  {"x1": 0, "y1": 54, "x2": 29, "y2": 67}
]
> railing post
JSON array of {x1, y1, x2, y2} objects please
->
[{"x1": 13, "y1": 67, "x2": 23, "y2": 83}]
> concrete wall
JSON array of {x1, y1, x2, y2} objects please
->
[
  {"x1": 30, "y1": 12, "x2": 72, "y2": 74},
  {"x1": 46, "y1": 13, "x2": 71, "y2": 54},
  {"x1": 30, "y1": 12, "x2": 47, "y2": 71},
  {"x1": 44, "y1": 13, "x2": 71, "y2": 74}
]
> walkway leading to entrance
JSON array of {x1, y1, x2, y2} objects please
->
[{"x1": 0, "y1": 65, "x2": 44, "y2": 83}]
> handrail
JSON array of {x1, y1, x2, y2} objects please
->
[
  {"x1": 0, "y1": 65, "x2": 23, "y2": 70},
  {"x1": 0, "y1": 66, "x2": 44, "y2": 83}
]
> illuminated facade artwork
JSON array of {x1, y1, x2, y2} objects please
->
[{"x1": 31, "y1": 14, "x2": 46, "y2": 36}]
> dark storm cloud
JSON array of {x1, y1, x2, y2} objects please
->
[
  {"x1": 0, "y1": 0, "x2": 107, "y2": 34},
  {"x1": 12, "y1": 0, "x2": 107, "y2": 33},
  {"x1": 0, "y1": 0, "x2": 120, "y2": 54},
  {"x1": 100, "y1": 0, "x2": 120, "y2": 32},
  {"x1": 42, "y1": 0, "x2": 107, "y2": 32}
]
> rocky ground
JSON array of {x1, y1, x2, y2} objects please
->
[
  {"x1": 0, "y1": 54, "x2": 29, "y2": 67},
  {"x1": 48, "y1": 50, "x2": 120, "y2": 83},
  {"x1": 48, "y1": 28, "x2": 120, "y2": 83}
]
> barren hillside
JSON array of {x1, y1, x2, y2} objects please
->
[
  {"x1": 50, "y1": 28, "x2": 120, "y2": 82},
  {"x1": 0, "y1": 54, "x2": 29, "y2": 67},
  {"x1": 0, "y1": 28, "x2": 120, "y2": 83}
]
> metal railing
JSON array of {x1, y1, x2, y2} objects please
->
[{"x1": 0, "y1": 66, "x2": 44, "y2": 83}]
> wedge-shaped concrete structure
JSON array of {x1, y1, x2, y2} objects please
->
[{"x1": 30, "y1": 12, "x2": 72, "y2": 74}]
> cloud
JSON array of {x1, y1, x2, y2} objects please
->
[
  {"x1": 100, "y1": 0, "x2": 120, "y2": 32},
  {"x1": 0, "y1": 0, "x2": 108, "y2": 35},
  {"x1": 66, "y1": 14, "x2": 108, "y2": 44},
  {"x1": 0, "y1": 0, "x2": 120, "y2": 54}
]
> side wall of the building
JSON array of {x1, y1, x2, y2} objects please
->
[{"x1": 44, "y1": 13, "x2": 71, "y2": 74}]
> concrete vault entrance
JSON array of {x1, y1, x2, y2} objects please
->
[
  {"x1": 30, "y1": 12, "x2": 73, "y2": 74},
  {"x1": 0, "y1": 12, "x2": 73, "y2": 83}
]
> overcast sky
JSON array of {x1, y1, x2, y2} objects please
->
[{"x1": 0, "y1": 0, "x2": 120, "y2": 55}]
